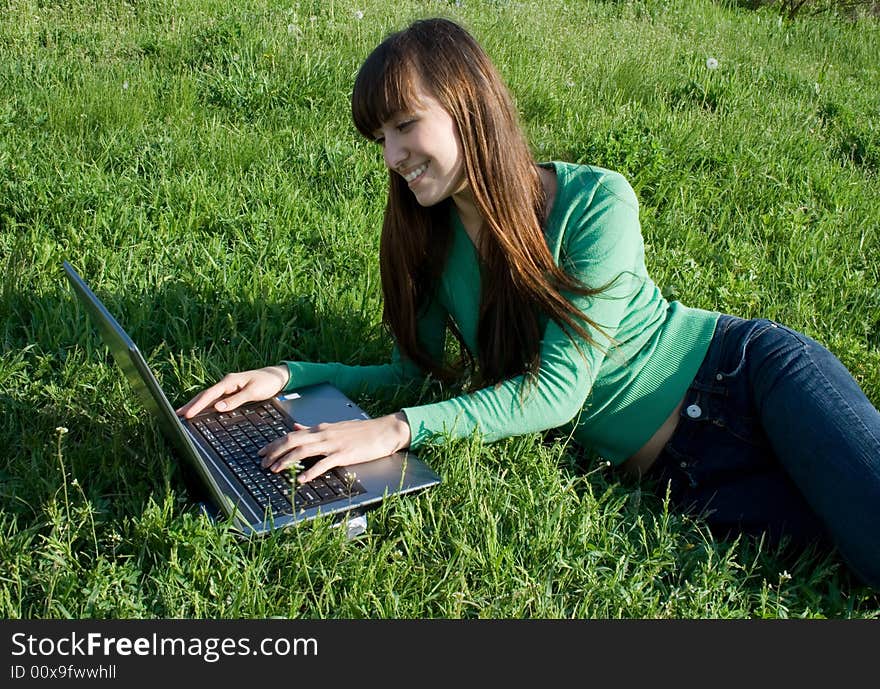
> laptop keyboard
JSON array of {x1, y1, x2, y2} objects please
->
[{"x1": 191, "y1": 402, "x2": 366, "y2": 517}]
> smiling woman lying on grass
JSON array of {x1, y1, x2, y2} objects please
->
[{"x1": 178, "y1": 17, "x2": 880, "y2": 590}]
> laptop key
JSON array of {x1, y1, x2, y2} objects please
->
[
  {"x1": 312, "y1": 484, "x2": 335, "y2": 501},
  {"x1": 297, "y1": 486, "x2": 319, "y2": 503}
]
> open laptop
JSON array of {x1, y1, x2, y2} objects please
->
[{"x1": 62, "y1": 261, "x2": 441, "y2": 536}]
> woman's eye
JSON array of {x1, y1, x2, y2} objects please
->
[{"x1": 397, "y1": 120, "x2": 415, "y2": 132}]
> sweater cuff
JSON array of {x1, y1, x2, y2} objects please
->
[
  {"x1": 280, "y1": 360, "x2": 341, "y2": 393},
  {"x1": 401, "y1": 405, "x2": 468, "y2": 449}
]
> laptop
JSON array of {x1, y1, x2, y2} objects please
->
[{"x1": 62, "y1": 261, "x2": 441, "y2": 536}]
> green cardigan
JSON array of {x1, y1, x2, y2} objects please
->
[{"x1": 284, "y1": 162, "x2": 719, "y2": 464}]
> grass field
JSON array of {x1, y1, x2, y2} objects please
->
[{"x1": 1, "y1": 0, "x2": 879, "y2": 618}]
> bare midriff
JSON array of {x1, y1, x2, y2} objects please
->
[{"x1": 619, "y1": 395, "x2": 685, "y2": 479}]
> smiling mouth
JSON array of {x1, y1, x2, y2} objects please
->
[{"x1": 403, "y1": 162, "x2": 428, "y2": 183}]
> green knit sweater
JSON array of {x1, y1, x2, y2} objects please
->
[{"x1": 283, "y1": 162, "x2": 719, "y2": 464}]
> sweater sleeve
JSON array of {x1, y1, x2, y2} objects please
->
[
  {"x1": 282, "y1": 295, "x2": 448, "y2": 399},
  {"x1": 402, "y1": 172, "x2": 645, "y2": 448}
]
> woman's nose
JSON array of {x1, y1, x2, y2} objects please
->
[{"x1": 383, "y1": 135, "x2": 406, "y2": 170}]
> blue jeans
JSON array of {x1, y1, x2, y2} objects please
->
[{"x1": 647, "y1": 315, "x2": 880, "y2": 588}]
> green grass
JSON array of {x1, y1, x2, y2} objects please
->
[{"x1": 1, "y1": 0, "x2": 878, "y2": 618}]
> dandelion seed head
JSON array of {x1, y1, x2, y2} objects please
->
[
  {"x1": 354, "y1": 10, "x2": 364, "y2": 20},
  {"x1": 122, "y1": 81, "x2": 129, "y2": 90},
  {"x1": 706, "y1": 57, "x2": 719, "y2": 70}
]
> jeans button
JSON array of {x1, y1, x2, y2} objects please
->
[
  {"x1": 715, "y1": 373, "x2": 723, "y2": 381},
  {"x1": 679, "y1": 461, "x2": 688, "y2": 469},
  {"x1": 686, "y1": 404, "x2": 702, "y2": 419}
]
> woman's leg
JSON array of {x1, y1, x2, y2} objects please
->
[
  {"x1": 747, "y1": 320, "x2": 880, "y2": 587},
  {"x1": 650, "y1": 315, "x2": 880, "y2": 588}
]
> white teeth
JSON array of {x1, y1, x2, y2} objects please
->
[{"x1": 404, "y1": 163, "x2": 427, "y2": 182}]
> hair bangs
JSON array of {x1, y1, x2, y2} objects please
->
[{"x1": 351, "y1": 40, "x2": 424, "y2": 140}]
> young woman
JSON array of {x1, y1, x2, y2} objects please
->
[{"x1": 178, "y1": 18, "x2": 880, "y2": 588}]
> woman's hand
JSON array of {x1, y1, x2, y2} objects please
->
[
  {"x1": 258, "y1": 412, "x2": 412, "y2": 483},
  {"x1": 176, "y1": 365, "x2": 290, "y2": 418}
]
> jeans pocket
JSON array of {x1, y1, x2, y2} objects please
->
[
  {"x1": 694, "y1": 318, "x2": 789, "y2": 446},
  {"x1": 653, "y1": 316, "x2": 776, "y2": 500},
  {"x1": 717, "y1": 319, "x2": 779, "y2": 379}
]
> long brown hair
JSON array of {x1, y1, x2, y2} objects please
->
[{"x1": 352, "y1": 18, "x2": 609, "y2": 388}]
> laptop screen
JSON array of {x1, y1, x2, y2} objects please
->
[{"x1": 62, "y1": 261, "x2": 201, "y2": 462}]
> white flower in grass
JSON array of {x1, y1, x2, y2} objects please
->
[
  {"x1": 55, "y1": 426, "x2": 68, "y2": 434},
  {"x1": 706, "y1": 57, "x2": 719, "y2": 70},
  {"x1": 354, "y1": 10, "x2": 364, "y2": 20},
  {"x1": 287, "y1": 23, "x2": 299, "y2": 34},
  {"x1": 122, "y1": 80, "x2": 129, "y2": 90}
]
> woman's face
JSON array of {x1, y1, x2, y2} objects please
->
[{"x1": 372, "y1": 87, "x2": 467, "y2": 207}]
